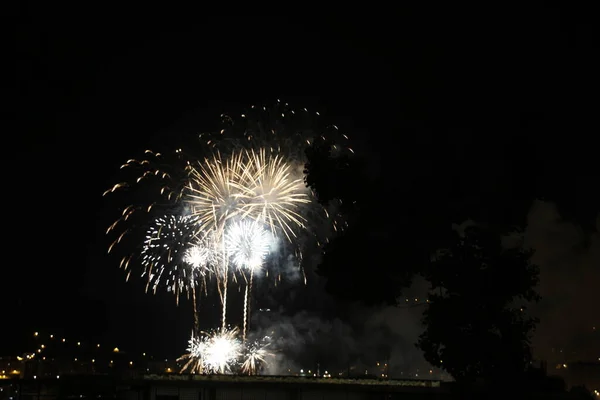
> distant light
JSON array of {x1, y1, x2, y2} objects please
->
[
  {"x1": 56, "y1": 375, "x2": 59, "y2": 379},
  {"x1": 113, "y1": 347, "x2": 119, "y2": 353},
  {"x1": 50, "y1": 335, "x2": 53, "y2": 339},
  {"x1": 77, "y1": 342, "x2": 81, "y2": 346},
  {"x1": 129, "y1": 361, "x2": 133, "y2": 365},
  {"x1": 62, "y1": 338, "x2": 66, "y2": 342},
  {"x1": 34, "y1": 332, "x2": 38, "y2": 337},
  {"x1": 74, "y1": 358, "x2": 77, "y2": 361},
  {"x1": 40, "y1": 345, "x2": 45, "y2": 349},
  {"x1": 33, "y1": 375, "x2": 36, "y2": 379},
  {"x1": 142, "y1": 353, "x2": 146, "y2": 357},
  {"x1": 97, "y1": 344, "x2": 100, "y2": 348},
  {"x1": 92, "y1": 359, "x2": 95, "y2": 363}
]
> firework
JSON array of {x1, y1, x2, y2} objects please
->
[
  {"x1": 241, "y1": 149, "x2": 311, "y2": 242},
  {"x1": 225, "y1": 220, "x2": 272, "y2": 272},
  {"x1": 185, "y1": 148, "x2": 310, "y2": 329},
  {"x1": 203, "y1": 327, "x2": 243, "y2": 374},
  {"x1": 105, "y1": 102, "x2": 353, "y2": 375},
  {"x1": 184, "y1": 229, "x2": 219, "y2": 272},
  {"x1": 179, "y1": 327, "x2": 242, "y2": 374},
  {"x1": 177, "y1": 334, "x2": 205, "y2": 374},
  {"x1": 225, "y1": 219, "x2": 273, "y2": 341},
  {"x1": 200, "y1": 100, "x2": 354, "y2": 161},
  {"x1": 241, "y1": 338, "x2": 274, "y2": 375},
  {"x1": 186, "y1": 148, "x2": 310, "y2": 241},
  {"x1": 139, "y1": 214, "x2": 200, "y2": 299},
  {"x1": 185, "y1": 151, "x2": 247, "y2": 232}
]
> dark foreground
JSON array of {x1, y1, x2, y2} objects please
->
[{"x1": 0, "y1": 374, "x2": 592, "y2": 400}]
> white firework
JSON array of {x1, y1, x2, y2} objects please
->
[
  {"x1": 202, "y1": 327, "x2": 243, "y2": 374},
  {"x1": 241, "y1": 338, "x2": 274, "y2": 375},
  {"x1": 139, "y1": 214, "x2": 199, "y2": 296},
  {"x1": 225, "y1": 220, "x2": 272, "y2": 272},
  {"x1": 184, "y1": 230, "x2": 219, "y2": 272}
]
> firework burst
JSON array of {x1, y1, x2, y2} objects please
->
[
  {"x1": 240, "y1": 149, "x2": 311, "y2": 242},
  {"x1": 177, "y1": 334, "x2": 205, "y2": 374},
  {"x1": 139, "y1": 214, "x2": 201, "y2": 298},
  {"x1": 184, "y1": 229, "x2": 219, "y2": 272},
  {"x1": 179, "y1": 327, "x2": 242, "y2": 375},
  {"x1": 241, "y1": 337, "x2": 274, "y2": 375},
  {"x1": 225, "y1": 220, "x2": 272, "y2": 273}
]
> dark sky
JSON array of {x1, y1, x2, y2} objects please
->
[{"x1": 8, "y1": 7, "x2": 598, "y2": 365}]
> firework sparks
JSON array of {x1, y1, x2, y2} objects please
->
[
  {"x1": 241, "y1": 338, "x2": 274, "y2": 375},
  {"x1": 241, "y1": 149, "x2": 310, "y2": 242},
  {"x1": 184, "y1": 230, "x2": 219, "y2": 272},
  {"x1": 177, "y1": 334, "x2": 205, "y2": 374},
  {"x1": 179, "y1": 327, "x2": 242, "y2": 375},
  {"x1": 139, "y1": 214, "x2": 200, "y2": 299},
  {"x1": 224, "y1": 219, "x2": 272, "y2": 341},
  {"x1": 225, "y1": 220, "x2": 272, "y2": 272},
  {"x1": 186, "y1": 148, "x2": 309, "y2": 241},
  {"x1": 203, "y1": 327, "x2": 243, "y2": 374},
  {"x1": 186, "y1": 151, "x2": 247, "y2": 232}
]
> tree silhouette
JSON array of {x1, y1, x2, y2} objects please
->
[
  {"x1": 417, "y1": 226, "x2": 540, "y2": 385},
  {"x1": 303, "y1": 136, "x2": 542, "y2": 304}
]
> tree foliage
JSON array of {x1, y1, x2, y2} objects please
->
[{"x1": 417, "y1": 226, "x2": 540, "y2": 384}]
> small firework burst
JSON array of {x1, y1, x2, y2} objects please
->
[
  {"x1": 139, "y1": 214, "x2": 200, "y2": 297},
  {"x1": 184, "y1": 229, "x2": 219, "y2": 272},
  {"x1": 179, "y1": 327, "x2": 242, "y2": 375},
  {"x1": 241, "y1": 337, "x2": 274, "y2": 375},
  {"x1": 225, "y1": 220, "x2": 272, "y2": 273},
  {"x1": 177, "y1": 334, "x2": 205, "y2": 374}
]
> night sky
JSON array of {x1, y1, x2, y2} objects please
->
[{"x1": 8, "y1": 7, "x2": 598, "y2": 369}]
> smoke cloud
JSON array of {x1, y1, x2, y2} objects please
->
[
  {"x1": 250, "y1": 274, "x2": 431, "y2": 378},
  {"x1": 524, "y1": 200, "x2": 600, "y2": 363}
]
